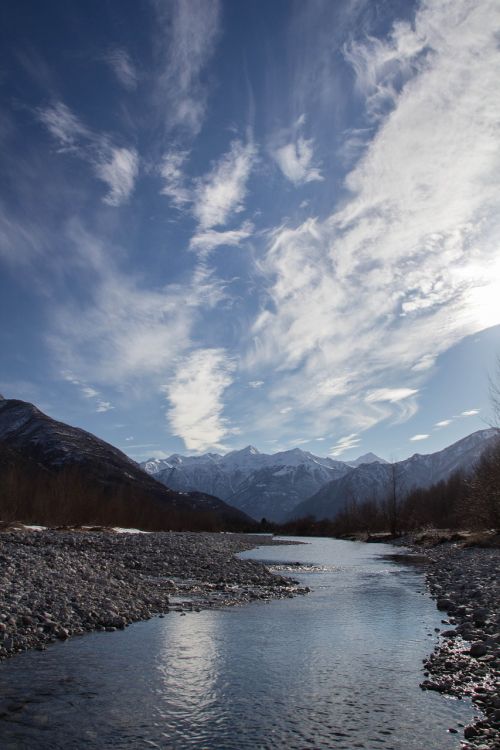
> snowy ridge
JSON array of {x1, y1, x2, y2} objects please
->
[
  {"x1": 290, "y1": 429, "x2": 500, "y2": 521},
  {"x1": 142, "y1": 445, "x2": 382, "y2": 522},
  {"x1": 143, "y1": 431, "x2": 498, "y2": 523}
]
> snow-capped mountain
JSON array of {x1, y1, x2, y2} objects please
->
[
  {"x1": 142, "y1": 430, "x2": 498, "y2": 523},
  {"x1": 290, "y1": 429, "x2": 499, "y2": 521},
  {"x1": 143, "y1": 446, "x2": 355, "y2": 521},
  {"x1": 346, "y1": 452, "x2": 388, "y2": 468}
]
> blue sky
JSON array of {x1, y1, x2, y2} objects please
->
[{"x1": 1, "y1": 0, "x2": 500, "y2": 462}]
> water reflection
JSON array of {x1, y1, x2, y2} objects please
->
[
  {"x1": 155, "y1": 609, "x2": 222, "y2": 744},
  {"x1": 0, "y1": 537, "x2": 473, "y2": 749}
]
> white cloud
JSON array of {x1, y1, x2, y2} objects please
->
[
  {"x1": 247, "y1": 0, "x2": 500, "y2": 440},
  {"x1": 49, "y1": 223, "x2": 224, "y2": 385},
  {"x1": 96, "y1": 400, "x2": 114, "y2": 413},
  {"x1": 160, "y1": 149, "x2": 191, "y2": 207},
  {"x1": 248, "y1": 380, "x2": 264, "y2": 389},
  {"x1": 38, "y1": 102, "x2": 139, "y2": 206},
  {"x1": 154, "y1": 0, "x2": 221, "y2": 134},
  {"x1": 62, "y1": 370, "x2": 114, "y2": 412},
  {"x1": 317, "y1": 376, "x2": 352, "y2": 397},
  {"x1": 344, "y1": 19, "x2": 427, "y2": 119},
  {"x1": 193, "y1": 140, "x2": 256, "y2": 229},
  {"x1": 330, "y1": 433, "x2": 361, "y2": 456},
  {"x1": 365, "y1": 388, "x2": 418, "y2": 403},
  {"x1": 273, "y1": 136, "x2": 323, "y2": 185},
  {"x1": 410, "y1": 434, "x2": 429, "y2": 441},
  {"x1": 412, "y1": 354, "x2": 435, "y2": 372},
  {"x1": 461, "y1": 409, "x2": 480, "y2": 417},
  {"x1": 104, "y1": 48, "x2": 138, "y2": 90},
  {"x1": 81, "y1": 385, "x2": 99, "y2": 398},
  {"x1": 189, "y1": 221, "x2": 253, "y2": 255},
  {"x1": 435, "y1": 419, "x2": 452, "y2": 428},
  {"x1": 165, "y1": 348, "x2": 235, "y2": 451},
  {"x1": 125, "y1": 436, "x2": 134, "y2": 441},
  {"x1": 97, "y1": 147, "x2": 138, "y2": 206},
  {"x1": 37, "y1": 102, "x2": 89, "y2": 148}
]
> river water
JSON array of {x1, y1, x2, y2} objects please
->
[{"x1": 0, "y1": 537, "x2": 473, "y2": 749}]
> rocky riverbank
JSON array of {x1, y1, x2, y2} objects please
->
[
  {"x1": 403, "y1": 534, "x2": 499, "y2": 749},
  {"x1": 0, "y1": 527, "x2": 307, "y2": 661}
]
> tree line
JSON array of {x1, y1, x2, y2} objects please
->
[
  {"x1": 0, "y1": 443, "x2": 255, "y2": 533},
  {"x1": 261, "y1": 436, "x2": 500, "y2": 537}
]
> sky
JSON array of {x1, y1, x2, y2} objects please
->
[{"x1": 1, "y1": 0, "x2": 500, "y2": 463}]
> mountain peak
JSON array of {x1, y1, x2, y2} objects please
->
[
  {"x1": 240, "y1": 445, "x2": 260, "y2": 455},
  {"x1": 349, "y1": 452, "x2": 387, "y2": 467}
]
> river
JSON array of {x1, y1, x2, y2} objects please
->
[{"x1": 0, "y1": 536, "x2": 473, "y2": 749}]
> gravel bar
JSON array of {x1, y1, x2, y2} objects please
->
[
  {"x1": 401, "y1": 538, "x2": 500, "y2": 749},
  {"x1": 0, "y1": 528, "x2": 307, "y2": 661}
]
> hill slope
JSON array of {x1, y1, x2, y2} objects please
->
[
  {"x1": 0, "y1": 397, "x2": 251, "y2": 530},
  {"x1": 290, "y1": 429, "x2": 500, "y2": 521}
]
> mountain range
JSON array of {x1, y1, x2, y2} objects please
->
[
  {"x1": 0, "y1": 396, "x2": 250, "y2": 529},
  {"x1": 141, "y1": 446, "x2": 379, "y2": 522},
  {"x1": 143, "y1": 430, "x2": 499, "y2": 522},
  {"x1": 1, "y1": 394, "x2": 496, "y2": 528}
]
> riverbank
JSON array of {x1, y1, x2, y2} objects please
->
[
  {"x1": 399, "y1": 533, "x2": 499, "y2": 749},
  {"x1": 0, "y1": 527, "x2": 307, "y2": 661}
]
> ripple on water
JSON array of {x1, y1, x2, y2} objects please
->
[{"x1": 0, "y1": 537, "x2": 474, "y2": 750}]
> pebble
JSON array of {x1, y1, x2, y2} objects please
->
[
  {"x1": 0, "y1": 529, "x2": 307, "y2": 663},
  {"x1": 404, "y1": 538, "x2": 500, "y2": 750}
]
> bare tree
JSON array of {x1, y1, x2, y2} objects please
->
[{"x1": 488, "y1": 355, "x2": 500, "y2": 428}]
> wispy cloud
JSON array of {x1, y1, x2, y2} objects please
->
[
  {"x1": 248, "y1": 380, "x2": 264, "y2": 389},
  {"x1": 81, "y1": 385, "x2": 99, "y2": 398},
  {"x1": 271, "y1": 115, "x2": 323, "y2": 186},
  {"x1": 435, "y1": 419, "x2": 452, "y2": 428},
  {"x1": 62, "y1": 371, "x2": 114, "y2": 412},
  {"x1": 96, "y1": 400, "x2": 114, "y2": 413},
  {"x1": 38, "y1": 102, "x2": 139, "y2": 206},
  {"x1": 165, "y1": 348, "x2": 235, "y2": 451},
  {"x1": 103, "y1": 48, "x2": 138, "y2": 90},
  {"x1": 344, "y1": 18, "x2": 428, "y2": 119},
  {"x1": 50, "y1": 223, "x2": 224, "y2": 385},
  {"x1": 153, "y1": 0, "x2": 221, "y2": 135},
  {"x1": 461, "y1": 409, "x2": 480, "y2": 417},
  {"x1": 410, "y1": 434, "x2": 429, "y2": 442},
  {"x1": 97, "y1": 147, "x2": 139, "y2": 206},
  {"x1": 365, "y1": 388, "x2": 418, "y2": 403},
  {"x1": 159, "y1": 149, "x2": 191, "y2": 207},
  {"x1": 273, "y1": 136, "x2": 323, "y2": 185},
  {"x1": 189, "y1": 221, "x2": 253, "y2": 255},
  {"x1": 37, "y1": 102, "x2": 89, "y2": 149},
  {"x1": 330, "y1": 433, "x2": 361, "y2": 456},
  {"x1": 247, "y1": 0, "x2": 500, "y2": 441},
  {"x1": 193, "y1": 140, "x2": 256, "y2": 229}
]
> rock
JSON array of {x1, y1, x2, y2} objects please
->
[
  {"x1": 470, "y1": 642, "x2": 488, "y2": 657},
  {"x1": 0, "y1": 529, "x2": 305, "y2": 663},
  {"x1": 437, "y1": 598, "x2": 454, "y2": 611},
  {"x1": 464, "y1": 725, "x2": 477, "y2": 739}
]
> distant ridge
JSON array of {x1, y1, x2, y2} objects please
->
[
  {"x1": 347, "y1": 452, "x2": 387, "y2": 467},
  {"x1": 143, "y1": 432, "x2": 498, "y2": 523},
  {"x1": 142, "y1": 445, "x2": 352, "y2": 522},
  {"x1": 289, "y1": 429, "x2": 500, "y2": 521}
]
